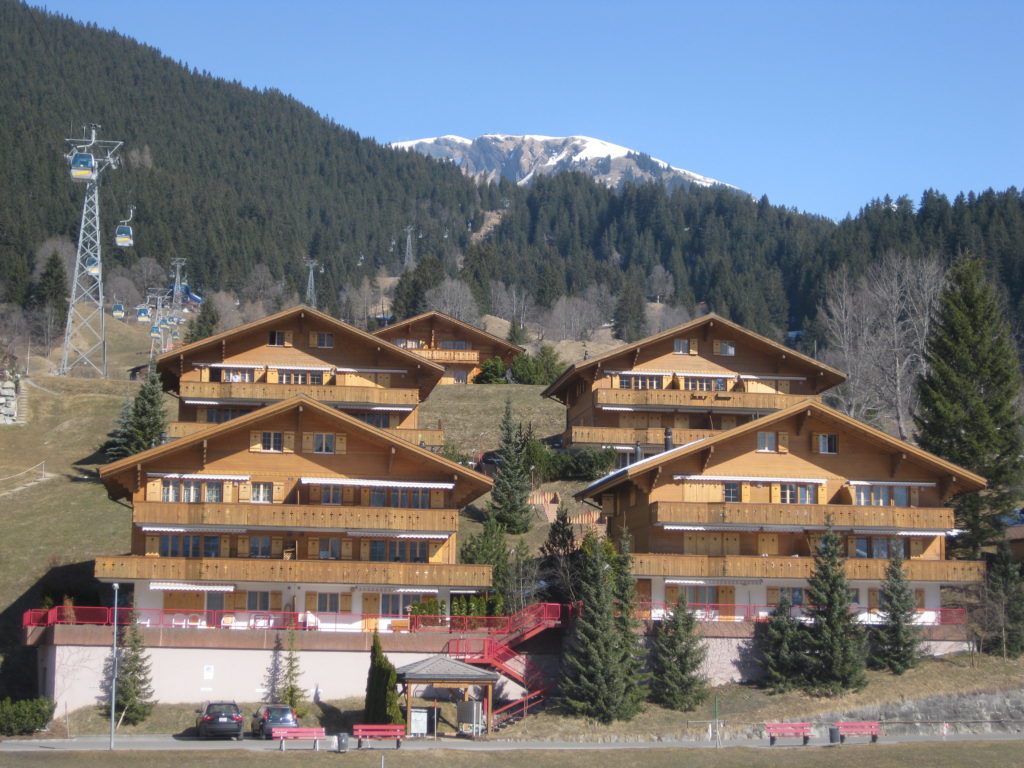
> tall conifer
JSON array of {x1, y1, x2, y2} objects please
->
[
  {"x1": 649, "y1": 596, "x2": 708, "y2": 711},
  {"x1": 488, "y1": 399, "x2": 533, "y2": 533},
  {"x1": 983, "y1": 541, "x2": 1024, "y2": 659},
  {"x1": 755, "y1": 595, "x2": 805, "y2": 692},
  {"x1": 869, "y1": 548, "x2": 921, "y2": 674},
  {"x1": 611, "y1": 535, "x2": 646, "y2": 718},
  {"x1": 104, "y1": 370, "x2": 167, "y2": 460}
]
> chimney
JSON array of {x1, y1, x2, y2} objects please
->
[
  {"x1": 664, "y1": 427, "x2": 673, "y2": 453},
  {"x1": 634, "y1": 440, "x2": 642, "y2": 464}
]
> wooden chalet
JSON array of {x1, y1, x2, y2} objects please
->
[
  {"x1": 373, "y1": 310, "x2": 524, "y2": 385},
  {"x1": 577, "y1": 399, "x2": 986, "y2": 623},
  {"x1": 155, "y1": 305, "x2": 445, "y2": 448},
  {"x1": 97, "y1": 394, "x2": 492, "y2": 630},
  {"x1": 541, "y1": 313, "x2": 846, "y2": 462}
]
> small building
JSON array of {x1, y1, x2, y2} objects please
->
[{"x1": 373, "y1": 311, "x2": 524, "y2": 385}]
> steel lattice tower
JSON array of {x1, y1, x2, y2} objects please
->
[
  {"x1": 59, "y1": 125, "x2": 122, "y2": 377},
  {"x1": 305, "y1": 258, "x2": 319, "y2": 308}
]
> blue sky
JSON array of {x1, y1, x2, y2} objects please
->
[{"x1": 37, "y1": 0, "x2": 1022, "y2": 221}]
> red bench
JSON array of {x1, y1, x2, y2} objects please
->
[
  {"x1": 271, "y1": 726, "x2": 326, "y2": 750},
  {"x1": 353, "y1": 723, "x2": 405, "y2": 749},
  {"x1": 835, "y1": 721, "x2": 881, "y2": 743},
  {"x1": 764, "y1": 722, "x2": 812, "y2": 746}
]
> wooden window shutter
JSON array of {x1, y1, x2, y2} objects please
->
[
  {"x1": 430, "y1": 489, "x2": 445, "y2": 508},
  {"x1": 232, "y1": 591, "x2": 247, "y2": 611},
  {"x1": 665, "y1": 585, "x2": 680, "y2": 605},
  {"x1": 689, "y1": 338, "x2": 698, "y2": 355},
  {"x1": 343, "y1": 486, "x2": 355, "y2": 504},
  {"x1": 360, "y1": 488, "x2": 370, "y2": 506},
  {"x1": 868, "y1": 588, "x2": 880, "y2": 611},
  {"x1": 847, "y1": 536, "x2": 858, "y2": 558},
  {"x1": 305, "y1": 592, "x2": 318, "y2": 612},
  {"x1": 740, "y1": 482, "x2": 750, "y2": 502},
  {"x1": 146, "y1": 478, "x2": 162, "y2": 501},
  {"x1": 302, "y1": 433, "x2": 314, "y2": 453},
  {"x1": 363, "y1": 593, "x2": 380, "y2": 614},
  {"x1": 915, "y1": 589, "x2": 926, "y2": 610},
  {"x1": 341, "y1": 539, "x2": 353, "y2": 560},
  {"x1": 428, "y1": 540, "x2": 443, "y2": 562},
  {"x1": 378, "y1": 373, "x2": 391, "y2": 388},
  {"x1": 767, "y1": 587, "x2": 781, "y2": 606},
  {"x1": 271, "y1": 537, "x2": 283, "y2": 557},
  {"x1": 197, "y1": 406, "x2": 207, "y2": 423},
  {"x1": 335, "y1": 433, "x2": 347, "y2": 454},
  {"x1": 250, "y1": 431, "x2": 262, "y2": 452},
  {"x1": 272, "y1": 482, "x2": 285, "y2": 502},
  {"x1": 770, "y1": 483, "x2": 781, "y2": 503},
  {"x1": 339, "y1": 593, "x2": 353, "y2": 612},
  {"x1": 777, "y1": 431, "x2": 789, "y2": 453},
  {"x1": 220, "y1": 535, "x2": 230, "y2": 556},
  {"x1": 724, "y1": 533, "x2": 740, "y2": 555},
  {"x1": 283, "y1": 431, "x2": 295, "y2": 453},
  {"x1": 910, "y1": 487, "x2": 920, "y2": 506},
  {"x1": 237, "y1": 535, "x2": 250, "y2": 557},
  {"x1": 307, "y1": 537, "x2": 320, "y2": 559},
  {"x1": 223, "y1": 482, "x2": 234, "y2": 503},
  {"x1": 712, "y1": 340, "x2": 721, "y2": 354},
  {"x1": 237, "y1": 482, "x2": 251, "y2": 501},
  {"x1": 310, "y1": 484, "x2": 322, "y2": 503},
  {"x1": 811, "y1": 432, "x2": 821, "y2": 453},
  {"x1": 309, "y1": 332, "x2": 318, "y2": 347},
  {"x1": 145, "y1": 535, "x2": 160, "y2": 556},
  {"x1": 266, "y1": 368, "x2": 279, "y2": 384},
  {"x1": 199, "y1": 366, "x2": 210, "y2": 382},
  {"x1": 283, "y1": 330, "x2": 294, "y2": 347},
  {"x1": 909, "y1": 538, "x2": 924, "y2": 558},
  {"x1": 269, "y1": 591, "x2": 283, "y2": 611}
]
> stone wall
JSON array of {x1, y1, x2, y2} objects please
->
[{"x1": 0, "y1": 378, "x2": 17, "y2": 423}]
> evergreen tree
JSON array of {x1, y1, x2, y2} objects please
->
[
  {"x1": 559, "y1": 534, "x2": 638, "y2": 723},
  {"x1": 612, "y1": 273, "x2": 647, "y2": 343},
  {"x1": 32, "y1": 251, "x2": 67, "y2": 312},
  {"x1": 531, "y1": 344, "x2": 567, "y2": 385},
  {"x1": 755, "y1": 595, "x2": 805, "y2": 693},
  {"x1": 279, "y1": 630, "x2": 307, "y2": 717},
  {"x1": 648, "y1": 596, "x2": 709, "y2": 711},
  {"x1": 183, "y1": 300, "x2": 220, "y2": 344},
  {"x1": 802, "y1": 526, "x2": 867, "y2": 695},
  {"x1": 104, "y1": 370, "x2": 167, "y2": 460},
  {"x1": 869, "y1": 548, "x2": 922, "y2": 674},
  {"x1": 914, "y1": 255, "x2": 1024, "y2": 557},
  {"x1": 262, "y1": 634, "x2": 284, "y2": 703},
  {"x1": 487, "y1": 399, "x2": 533, "y2": 533},
  {"x1": 540, "y1": 504, "x2": 580, "y2": 603},
  {"x1": 102, "y1": 619, "x2": 155, "y2": 725},
  {"x1": 507, "y1": 321, "x2": 528, "y2": 345},
  {"x1": 473, "y1": 357, "x2": 506, "y2": 383},
  {"x1": 982, "y1": 541, "x2": 1024, "y2": 659},
  {"x1": 611, "y1": 535, "x2": 646, "y2": 718},
  {"x1": 363, "y1": 631, "x2": 403, "y2": 724}
]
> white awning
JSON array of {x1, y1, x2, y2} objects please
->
[
  {"x1": 601, "y1": 407, "x2": 635, "y2": 412},
  {"x1": 270, "y1": 365, "x2": 333, "y2": 371},
  {"x1": 395, "y1": 588, "x2": 439, "y2": 594},
  {"x1": 300, "y1": 477, "x2": 454, "y2": 490},
  {"x1": 664, "y1": 579, "x2": 707, "y2": 585},
  {"x1": 396, "y1": 533, "x2": 449, "y2": 540},
  {"x1": 336, "y1": 367, "x2": 408, "y2": 374},
  {"x1": 147, "y1": 473, "x2": 250, "y2": 481},
  {"x1": 141, "y1": 525, "x2": 246, "y2": 534},
  {"x1": 738, "y1": 374, "x2": 806, "y2": 382},
  {"x1": 673, "y1": 474, "x2": 829, "y2": 484},
  {"x1": 345, "y1": 531, "x2": 450, "y2": 539},
  {"x1": 206, "y1": 362, "x2": 265, "y2": 369},
  {"x1": 149, "y1": 582, "x2": 234, "y2": 592},
  {"x1": 183, "y1": 400, "x2": 220, "y2": 406},
  {"x1": 847, "y1": 480, "x2": 935, "y2": 488},
  {"x1": 370, "y1": 406, "x2": 414, "y2": 412}
]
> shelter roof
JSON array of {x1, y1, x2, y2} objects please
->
[{"x1": 396, "y1": 654, "x2": 500, "y2": 683}]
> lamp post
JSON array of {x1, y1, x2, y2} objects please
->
[{"x1": 109, "y1": 582, "x2": 119, "y2": 751}]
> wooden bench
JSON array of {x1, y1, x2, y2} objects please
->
[
  {"x1": 389, "y1": 618, "x2": 411, "y2": 632},
  {"x1": 835, "y1": 721, "x2": 880, "y2": 744},
  {"x1": 353, "y1": 723, "x2": 404, "y2": 749},
  {"x1": 272, "y1": 726, "x2": 326, "y2": 750},
  {"x1": 764, "y1": 722, "x2": 812, "y2": 746}
]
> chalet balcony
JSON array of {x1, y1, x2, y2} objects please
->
[
  {"x1": 179, "y1": 381, "x2": 420, "y2": 407},
  {"x1": 165, "y1": 421, "x2": 444, "y2": 448},
  {"x1": 649, "y1": 501, "x2": 955, "y2": 532},
  {"x1": 632, "y1": 553, "x2": 985, "y2": 583},
  {"x1": 132, "y1": 501, "x2": 458, "y2": 533},
  {"x1": 566, "y1": 426, "x2": 716, "y2": 447},
  {"x1": 411, "y1": 348, "x2": 481, "y2": 365},
  {"x1": 95, "y1": 556, "x2": 492, "y2": 588},
  {"x1": 595, "y1": 389, "x2": 818, "y2": 412}
]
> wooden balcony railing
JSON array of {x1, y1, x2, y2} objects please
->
[
  {"x1": 649, "y1": 501, "x2": 955, "y2": 531},
  {"x1": 133, "y1": 501, "x2": 458, "y2": 532},
  {"x1": 413, "y1": 349, "x2": 481, "y2": 364},
  {"x1": 567, "y1": 426, "x2": 716, "y2": 447},
  {"x1": 166, "y1": 422, "x2": 443, "y2": 447},
  {"x1": 95, "y1": 556, "x2": 492, "y2": 587},
  {"x1": 595, "y1": 389, "x2": 818, "y2": 411},
  {"x1": 632, "y1": 553, "x2": 985, "y2": 583},
  {"x1": 179, "y1": 381, "x2": 420, "y2": 406}
]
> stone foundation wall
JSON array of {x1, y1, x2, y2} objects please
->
[{"x1": 0, "y1": 378, "x2": 17, "y2": 423}]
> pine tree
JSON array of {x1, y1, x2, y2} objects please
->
[
  {"x1": 363, "y1": 631, "x2": 403, "y2": 724},
  {"x1": 183, "y1": 300, "x2": 220, "y2": 344},
  {"x1": 612, "y1": 272, "x2": 647, "y2": 343},
  {"x1": 869, "y1": 548, "x2": 922, "y2": 674},
  {"x1": 279, "y1": 630, "x2": 307, "y2": 717},
  {"x1": 540, "y1": 504, "x2": 579, "y2": 603},
  {"x1": 982, "y1": 541, "x2": 1024, "y2": 659},
  {"x1": 611, "y1": 535, "x2": 646, "y2": 718},
  {"x1": 262, "y1": 634, "x2": 284, "y2": 703},
  {"x1": 32, "y1": 251, "x2": 67, "y2": 312},
  {"x1": 104, "y1": 370, "x2": 167, "y2": 460},
  {"x1": 803, "y1": 526, "x2": 867, "y2": 695},
  {"x1": 488, "y1": 399, "x2": 533, "y2": 534},
  {"x1": 560, "y1": 534, "x2": 635, "y2": 723},
  {"x1": 755, "y1": 595, "x2": 806, "y2": 692},
  {"x1": 649, "y1": 596, "x2": 709, "y2": 711},
  {"x1": 102, "y1": 619, "x2": 155, "y2": 725},
  {"x1": 914, "y1": 255, "x2": 1024, "y2": 557}
]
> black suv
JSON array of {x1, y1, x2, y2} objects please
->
[
  {"x1": 195, "y1": 701, "x2": 244, "y2": 740},
  {"x1": 251, "y1": 704, "x2": 299, "y2": 739}
]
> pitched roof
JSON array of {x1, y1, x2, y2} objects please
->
[
  {"x1": 395, "y1": 654, "x2": 500, "y2": 683},
  {"x1": 577, "y1": 398, "x2": 987, "y2": 499},
  {"x1": 373, "y1": 310, "x2": 525, "y2": 356},
  {"x1": 542, "y1": 313, "x2": 846, "y2": 403},
  {"x1": 99, "y1": 393, "x2": 491, "y2": 506}
]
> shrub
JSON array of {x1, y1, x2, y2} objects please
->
[{"x1": 0, "y1": 697, "x2": 56, "y2": 736}]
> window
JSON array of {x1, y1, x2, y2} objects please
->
[
  {"x1": 780, "y1": 587, "x2": 803, "y2": 606},
  {"x1": 853, "y1": 536, "x2": 909, "y2": 559},
  {"x1": 757, "y1": 431, "x2": 777, "y2": 452},
  {"x1": 208, "y1": 407, "x2": 248, "y2": 423},
  {"x1": 618, "y1": 374, "x2": 663, "y2": 390},
  {"x1": 369, "y1": 488, "x2": 388, "y2": 507},
  {"x1": 317, "y1": 593, "x2": 340, "y2": 612},
  {"x1": 892, "y1": 486, "x2": 909, "y2": 507},
  {"x1": 203, "y1": 536, "x2": 221, "y2": 558},
  {"x1": 872, "y1": 486, "x2": 890, "y2": 506},
  {"x1": 440, "y1": 340, "x2": 469, "y2": 350},
  {"x1": 313, "y1": 433, "x2": 335, "y2": 454},
  {"x1": 848, "y1": 588, "x2": 860, "y2": 605},
  {"x1": 268, "y1": 331, "x2": 285, "y2": 346},
  {"x1": 251, "y1": 482, "x2": 273, "y2": 504},
  {"x1": 369, "y1": 541, "x2": 387, "y2": 562},
  {"x1": 389, "y1": 540, "x2": 428, "y2": 563},
  {"x1": 817, "y1": 433, "x2": 839, "y2": 454},
  {"x1": 780, "y1": 483, "x2": 797, "y2": 504},
  {"x1": 685, "y1": 586, "x2": 717, "y2": 606},
  {"x1": 673, "y1": 338, "x2": 689, "y2": 354},
  {"x1": 161, "y1": 480, "x2": 180, "y2": 502},
  {"x1": 221, "y1": 368, "x2": 254, "y2": 383},
  {"x1": 279, "y1": 370, "x2": 307, "y2": 385},
  {"x1": 723, "y1": 482, "x2": 740, "y2": 503},
  {"x1": 396, "y1": 488, "x2": 431, "y2": 508},
  {"x1": 382, "y1": 594, "x2": 421, "y2": 615},
  {"x1": 354, "y1": 412, "x2": 391, "y2": 428},
  {"x1": 395, "y1": 338, "x2": 420, "y2": 349},
  {"x1": 781, "y1": 484, "x2": 817, "y2": 504},
  {"x1": 855, "y1": 486, "x2": 871, "y2": 506},
  {"x1": 684, "y1": 376, "x2": 728, "y2": 392},
  {"x1": 855, "y1": 537, "x2": 870, "y2": 558},
  {"x1": 182, "y1": 535, "x2": 201, "y2": 558},
  {"x1": 206, "y1": 593, "x2": 225, "y2": 611},
  {"x1": 261, "y1": 432, "x2": 283, "y2": 452},
  {"x1": 854, "y1": 484, "x2": 915, "y2": 506},
  {"x1": 322, "y1": 486, "x2": 343, "y2": 505},
  {"x1": 181, "y1": 481, "x2": 201, "y2": 503},
  {"x1": 717, "y1": 340, "x2": 736, "y2": 356},
  {"x1": 453, "y1": 370, "x2": 468, "y2": 384},
  {"x1": 316, "y1": 332, "x2": 334, "y2": 349},
  {"x1": 247, "y1": 591, "x2": 270, "y2": 611},
  {"x1": 250, "y1": 536, "x2": 271, "y2": 557},
  {"x1": 205, "y1": 482, "x2": 223, "y2": 503},
  {"x1": 874, "y1": 537, "x2": 889, "y2": 559},
  {"x1": 159, "y1": 535, "x2": 180, "y2": 557},
  {"x1": 320, "y1": 538, "x2": 341, "y2": 560}
]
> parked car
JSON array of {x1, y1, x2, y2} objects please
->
[
  {"x1": 251, "y1": 704, "x2": 299, "y2": 739},
  {"x1": 195, "y1": 701, "x2": 244, "y2": 740}
]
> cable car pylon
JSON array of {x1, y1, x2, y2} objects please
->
[{"x1": 59, "y1": 124, "x2": 123, "y2": 377}]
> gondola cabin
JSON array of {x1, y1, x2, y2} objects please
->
[
  {"x1": 112, "y1": 304, "x2": 126, "y2": 319},
  {"x1": 69, "y1": 152, "x2": 96, "y2": 181},
  {"x1": 149, "y1": 325, "x2": 161, "y2": 339},
  {"x1": 85, "y1": 257, "x2": 100, "y2": 276},
  {"x1": 136, "y1": 306, "x2": 151, "y2": 322},
  {"x1": 114, "y1": 225, "x2": 133, "y2": 248}
]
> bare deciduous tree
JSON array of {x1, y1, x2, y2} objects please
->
[
  {"x1": 647, "y1": 265, "x2": 674, "y2": 304},
  {"x1": 425, "y1": 278, "x2": 479, "y2": 324},
  {"x1": 209, "y1": 291, "x2": 243, "y2": 331},
  {"x1": 341, "y1": 276, "x2": 377, "y2": 329},
  {"x1": 489, "y1": 281, "x2": 536, "y2": 328},
  {"x1": 130, "y1": 257, "x2": 167, "y2": 299}
]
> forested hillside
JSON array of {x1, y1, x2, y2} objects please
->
[{"x1": 2, "y1": 0, "x2": 1024, "y2": 347}]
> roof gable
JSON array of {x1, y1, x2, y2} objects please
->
[{"x1": 373, "y1": 311, "x2": 524, "y2": 355}]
